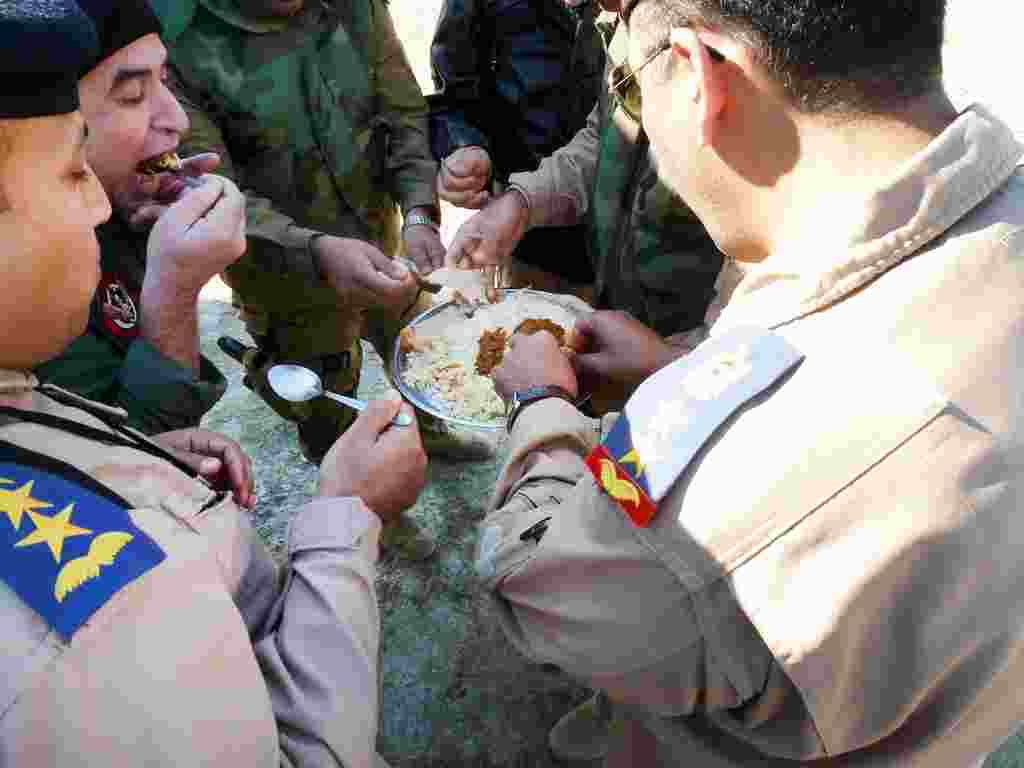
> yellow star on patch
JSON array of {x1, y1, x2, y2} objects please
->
[
  {"x1": 16, "y1": 504, "x2": 92, "y2": 563},
  {"x1": 618, "y1": 449, "x2": 646, "y2": 478},
  {"x1": 0, "y1": 478, "x2": 52, "y2": 530}
]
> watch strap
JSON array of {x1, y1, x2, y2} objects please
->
[
  {"x1": 506, "y1": 385, "x2": 577, "y2": 431},
  {"x1": 403, "y1": 210, "x2": 440, "y2": 233}
]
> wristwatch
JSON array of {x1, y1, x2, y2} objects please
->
[
  {"x1": 505, "y1": 385, "x2": 576, "y2": 431},
  {"x1": 402, "y1": 209, "x2": 440, "y2": 234}
]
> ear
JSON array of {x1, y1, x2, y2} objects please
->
[{"x1": 669, "y1": 26, "x2": 725, "y2": 147}]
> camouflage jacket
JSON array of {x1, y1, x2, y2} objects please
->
[
  {"x1": 153, "y1": 0, "x2": 438, "y2": 284},
  {"x1": 33, "y1": 218, "x2": 227, "y2": 434},
  {"x1": 428, "y1": 0, "x2": 606, "y2": 181},
  {"x1": 510, "y1": 22, "x2": 724, "y2": 336}
]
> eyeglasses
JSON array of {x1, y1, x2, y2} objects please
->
[
  {"x1": 609, "y1": 41, "x2": 671, "y2": 123},
  {"x1": 609, "y1": 33, "x2": 725, "y2": 125}
]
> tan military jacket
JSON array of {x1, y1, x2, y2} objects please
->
[
  {"x1": 0, "y1": 373, "x2": 385, "y2": 768},
  {"x1": 479, "y1": 105, "x2": 1024, "y2": 766}
]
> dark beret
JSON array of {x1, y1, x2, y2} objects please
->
[
  {"x1": 0, "y1": 0, "x2": 99, "y2": 118},
  {"x1": 76, "y1": 0, "x2": 163, "y2": 74}
]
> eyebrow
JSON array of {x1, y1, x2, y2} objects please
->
[{"x1": 110, "y1": 68, "x2": 151, "y2": 90}]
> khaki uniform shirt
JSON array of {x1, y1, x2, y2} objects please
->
[
  {"x1": 479, "y1": 105, "x2": 1024, "y2": 765},
  {"x1": 0, "y1": 372, "x2": 386, "y2": 768}
]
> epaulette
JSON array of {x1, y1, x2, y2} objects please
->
[
  {"x1": 0, "y1": 440, "x2": 164, "y2": 640},
  {"x1": 586, "y1": 327, "x2": 804, "y2": 526}
]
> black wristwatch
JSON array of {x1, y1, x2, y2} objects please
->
[{"x1": 505, "y1": 385, "x2": 577, "y2": 431}]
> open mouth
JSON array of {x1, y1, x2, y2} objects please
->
[{"x1": 137, "y1": 152, "x2": 183, "y2": 176}]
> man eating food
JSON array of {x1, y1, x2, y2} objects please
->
[{"x1": 34, "y1": 0, "x2": 247, "y2": 435}]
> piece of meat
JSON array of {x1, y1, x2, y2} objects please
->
[
  {"x1": 475, "y1": 328, "x2": 509, "y2": 375},
  {"x1": 399, "y1": 327, "x2": 430, "y2": 354},
  {"x1": 513, "y1": 318, "x2": 566, "y2": 345}
]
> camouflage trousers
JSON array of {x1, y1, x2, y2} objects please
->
[{"x1": 224, "y1": 264, "x2": 435, "y2": 459}]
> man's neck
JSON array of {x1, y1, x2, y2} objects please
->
[{"x1": 754, "y1": 90, "x2": 960, "y2": 262}]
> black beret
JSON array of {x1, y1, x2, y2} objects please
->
[
  {"x1": 0, "y1": 0, "x2": 99, "y2": 118},
  {"x1": 76, "y1": 0, "x2": 163, "y2": 73}
]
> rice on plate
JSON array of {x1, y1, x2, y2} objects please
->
[{"x1": 396, "y1": 290, "x2": 589, "y2": 429}]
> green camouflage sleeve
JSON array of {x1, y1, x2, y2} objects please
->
[
  {"x1": 371, "y1": 0, "x2": 439, "y2": 216},
  {"x1": 34, "y1": 334, "x2": 227, "y2": 435},
  {"x1": 168, "y1": 65, "x2": 322, "y2": 282}
]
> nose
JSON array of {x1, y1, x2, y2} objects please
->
[
  {"x1": 84, "y1": 164, "x2": 112, "y2": 226},
  {"x1": 152, "y1": 79, "x2": 190, "y2": 138}
]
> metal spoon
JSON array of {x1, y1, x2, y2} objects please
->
[{"x1": 267, "y1": 364, "x2": 414, "y2": 427}]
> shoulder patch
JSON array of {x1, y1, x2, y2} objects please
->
[
  {"x1": 0, "y1": 457, "x2": 165, "y2": 640},
  {"x1": 97, "y1": 275, "x2": 140, "y2": 339},
  {"x1": 586, "y1": 326, "x2": 804, "y2": 526}
]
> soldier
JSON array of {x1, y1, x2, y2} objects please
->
[
  {"x1": 34, "y1": 0, "x2": 248, "y2": 435},
  {"x1": 0, "y1": 3, "x2": 427, "y2": 765},
  {"x1": 445, "y1": 11, "x2": 729, "y2": 417},
  {"x1": 148, "y1": 0, "x2": 492, "y2": 469},
  {"x1": 476, "y1": 0, "x2": 1024, "y2": 766},
  {"x1": 429, "y1": 0, "x2": 608, "y2": 297}
]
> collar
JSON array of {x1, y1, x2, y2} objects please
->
[
  {"x1": 198, "y1": 0, "x2": 296, "y2": 34},
  {"x1": 0, "y1": 372, "x2": 130, "y2": 423},
  {"x1": 713, "y1": 105, "x2": 1024, "y2": 333},
  {"x1": 0, "y1": 370, "x2": 38, "y2": 397}
]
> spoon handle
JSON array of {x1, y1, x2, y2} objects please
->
[{"x1": 323, "y1": 391, "x2": 414, "y2": 427}]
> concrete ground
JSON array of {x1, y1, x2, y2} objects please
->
[{"x1": 198, "y1": 1, "x2": 1024, "y2": 765}]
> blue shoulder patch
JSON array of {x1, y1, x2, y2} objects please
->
[{"x1": 0, "y1": 462, "x2": 165, "y2": 640}]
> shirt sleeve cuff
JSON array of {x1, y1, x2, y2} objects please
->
[
  {"x1": 288, "y1": 497, "x2": 382, "y2": 563},
  {"x1": 398, "y1": 175, "x2": 441, "y2": 219},
  {"x1": 506, "y1": 174, "x2": 581, "y2": 230},
  {"x1": 506, "y1": 397, "x2": 598, "y2": 465},
  {"x1": 280, "y1": 225, "x2": 322, "y2": 282}
]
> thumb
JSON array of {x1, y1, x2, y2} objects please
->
[
  {"x1": 180, "y1": 152, "x2": 221, "y2": 176},
  {"x1": 574, "y1": 350, "x2": 616, "y2": 379},
  {"x1": 445, "y1": 225, "x2": 478, "y2": 268},
  {"x1": 569, "y1": 318, "x2": 597, "y2": 353},
  {"x1": 383, "y1": 254, "x2": 411, "y2": 281},
  {"x1": 352, "y1": 398, "x2": 403, "y2": 439},
  {"x1": 448, "y1": 147, "x2": 482, "y2": 176},
  {"x1": 198, "y1": 456, "x2": 223, "y2": 476},
  {"x1": 356, "y1": 243, "x2": 402, "y2": 277}
]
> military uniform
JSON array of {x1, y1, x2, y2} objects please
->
[
  {"x1": 509, "y1": 23, "x2": 724, "y2": 337},
  {"x1": 479, "y1": 106, "x2": 1024, "y2": 765},
  {"x1": 0, "y1": 370, "x2": 386, "y2": 767},
  {"x1": 34, "y1": 218, "x2": 227, "y2": 435},
  {"x1": 429, "y1": 0, "x2": 607, "y2": 286},
  {"x1": 151, "y1": 0, "x2": 438, "y2": 450}
]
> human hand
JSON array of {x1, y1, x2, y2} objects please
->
[
  {"x1": 492, "y1": 331, "x2": 578, "y2": 402},
  {"x1": 318, "y1": 399, "x2": 427, "y2": 523},
  {"x1": 153, "y1": 428, "x2": 256, "y2": 508},
  {"x1": 445, "y1": 190, "x2": 529, "y2": 270},
  {"x1": 314, "y1": 235, "x2": 419, "y2": 309},
  {"x1": 571, "y1": 311, "x2": 680, "y2": 414},
  {"x1": 436, "y1": 146, "x2": 492, "y2": 209},
  {"x1": 402, "y1": 209, "x2": 446, "y2": 273},
  {"x1": 144, "y1": 175, "x2": 247, "y2": 301},
  {"x1": 127, "y1": 153, "x2": 222, "y2": 231}
]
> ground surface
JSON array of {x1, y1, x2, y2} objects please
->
[{"x1": 198, "y1": 2, "x2": 1024, "y2": 764}]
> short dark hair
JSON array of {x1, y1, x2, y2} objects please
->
[{"x1": 631, "y1": 0, "x2": 947, "y2": 113}]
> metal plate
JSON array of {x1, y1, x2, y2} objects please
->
[{"x1": 392, "y1": 289, "x2": 592, "y2": 431}]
